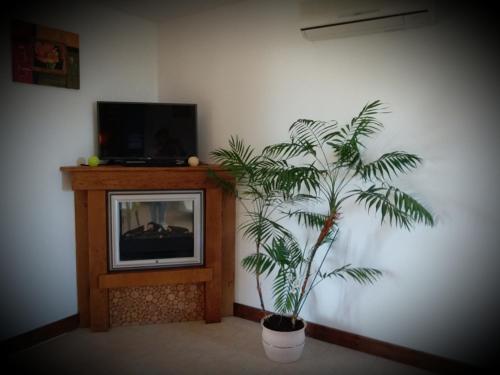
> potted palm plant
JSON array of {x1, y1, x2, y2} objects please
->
[{"x1": 210, "y1": 100, "x2": 434, "y2": 363}]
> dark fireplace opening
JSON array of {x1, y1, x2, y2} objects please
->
[{"x1": 120, "y1": 224, "x2": 195, "y2": 260}]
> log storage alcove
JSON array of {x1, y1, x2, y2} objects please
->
[{"x1": 61, "y1": 165, "x2": 235, "y2": 331}]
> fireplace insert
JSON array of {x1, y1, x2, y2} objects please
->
[{"x1": 108, "y1": 190, "x2": 204, "y2": 270}]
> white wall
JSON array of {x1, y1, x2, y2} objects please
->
[
  {"x1": 0, "y1": 1, "x2": 158, "y2": 339},
  {"x1": 158, "y1": 0, "x2": 500, "y2": 366}
]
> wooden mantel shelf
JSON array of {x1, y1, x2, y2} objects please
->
[
  {"x1": 61, "y1": 165, "x2": 235, "y2": 332},
  {"x1": 60, "y1": 164, "x2": 231, "y2": 190},
  {"x1": 99, "y1": 268, "x2": 213, "y2": 289}
]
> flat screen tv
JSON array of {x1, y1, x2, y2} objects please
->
[{"x1": 97, "y1": 101, "x2": 197, "y2": 166}]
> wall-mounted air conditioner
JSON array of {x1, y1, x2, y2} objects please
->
[{"x1": 300, "y1": 0, "x2": 435, "y2": 41}]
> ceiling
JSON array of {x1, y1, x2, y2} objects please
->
[{"x1": 100, "y1": 0, "x2": 247, "y2": 23}]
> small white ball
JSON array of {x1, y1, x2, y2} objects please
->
[{"x1": 188, "y1": 156, "x2": 200, "y2": 167}]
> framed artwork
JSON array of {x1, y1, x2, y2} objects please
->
[{"x1": 11, "y1": 20, "x2": 80, "y2": 89}]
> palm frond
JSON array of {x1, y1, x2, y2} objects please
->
[
  {"x1": 273, "y1": 269, "x2": 297, "y2": 314},
  {"x1": 285, "y1": 210, "x2": 330, "y2": 231},
  {"x1": 257, "y1": 158, "x2": 323, "y2": 196},
  {"x1": 328, "y1": 100, "x2": 386, "y2": 167},
  {"x1": 241, "y1": 253, "x2": 276, "y2": 277},
  {"x1": 210, "y1": 135, "x2": 259, "y2": 181},
  {"x1": 263, "y1": 119, "x2": 339, "y2": 159},
  {"x1": 351, "y1": 185, "x2": 434, "y2": 229},
  {"x1": 289, "y1": 119, "x2": 339, "y2": 146},
  {"x1": 264, "y1": 237, "x2": 303, "y2": 268},
  {"x1": 271, "y1": 165, "x2": 323, "y2": 195},
  {"x1": 263, "y1": 140, "x2": 316, "y2": 159},
  {"x1": 239, "y1": 215, "x2": 293, "y2": 244},
  {"x1": 360, "y1": 151, "x2": 422, "y2": 181},
  {"x1": 262, "y1": 237, "x2": 303, "y2": 314},
  {"x1": 330, "y1": 138, "x2": 363, "y2": 169},
  {"x1": 345, "y1": 100, "x2": 386, "y2": 140},
  {"x1": 267, "y1": 237, "x2": 302, "y2": 314},
  {"x1": 322, "y1": 264, "x2": 382, "y2": 285}
]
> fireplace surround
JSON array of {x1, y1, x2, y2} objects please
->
[{"x1": 61, "y1": 165, "x2": 235, "y2": 331}]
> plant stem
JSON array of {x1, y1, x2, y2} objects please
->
[
  {"x1": 296, "y1": 229, "x2": 338, "y2": 316},
  {"x1": 293, "y1": 211, "x2": 336, "y2": 320},
  {"x1": 255, "y1": 240, "x2": 266, "y2": 313}
]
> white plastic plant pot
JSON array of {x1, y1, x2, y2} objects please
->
[{"x1": 261, "y1": 315, "x2": 307, "y2": 363}]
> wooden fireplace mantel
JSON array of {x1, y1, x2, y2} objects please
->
[{"x1": 61, "y1": 165, "x2": 235, "y2": 331}]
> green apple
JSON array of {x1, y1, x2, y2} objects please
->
[{"x1": 88, "y1": 155, "x2": 100, "y2": 167}]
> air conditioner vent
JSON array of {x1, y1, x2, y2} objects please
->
[{"x1": 300, "y1": 0, "x2": 435, "y2": 40}]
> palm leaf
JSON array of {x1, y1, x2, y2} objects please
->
[
  {"x1": 268, "y1": 237, "x2": 303, "y2": 314},
  {"x1": 240, "y1": 215, "x2": 293, "y2": 244},
  {"x1": 352, "y1": 185, "x2": 434, "y2": 229},
  {"x1": 323, "y1": 264, "x2": 382, "y2": 285},
  {"x1": 258, "y1": 159, "x2": 322, "y2": 196},
  {"x1": 210, "y1": 135, "x2": 260, "y2": 181},
  {"x1": 263, "y1": 140, "x2": 316, "y2": 159},
  {"x1": 328, "y1": 100, "x2": 386, "y2": 167},
  {"x1": 285, "y1": 210, "x2": 330, "y2": 231},
  {"x1": 289, "y1": 119, "x2": 338, "y2": 146},
  {"x1": 241, "y1": 253, "x2": 276, "y2": 277},
  {"x1": 360, "y1": 151, "x2": 422, "y2": 181},
  {"x1": 264, "y1": 237, "x2": 303, "y2": 268},
  {"x1": 273, "y1": 269, "x2": 294, "y2": 313},
  {"x1": 271, "y1": 165, "x2": 323, "y2": 195},
  {"x1": 263, "y1": 119, "x2": 338, "y2": 159}
]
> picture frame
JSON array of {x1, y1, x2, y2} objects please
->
[{"x1": 11, "y1": 20, "x2": 79, "y2": 89}]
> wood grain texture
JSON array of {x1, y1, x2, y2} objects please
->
[
  {"x1": 60, "y1": 165, "x2": 230, "y2": 191},
  {"x1": 204, "y1": 188, "x2": 222, "y2": 323},
  {"x1": 99, "y1": 268, "x2": 213, "y2": 289},
  {"x1": 61, "y1": 166, "x2": 235, "y2": 329},
  {"x1": 109, "y1": 284, "x2": 204, "y2": 326},
  {"x1": 87, "y1": 190, "x2": 109, "y2": 331},
  {"x1": 221, "y1": 190, "x2": 235, "y2": 316},
  {"x1": 233, "y1": 303, "x2": 480, "y2": 375},
  {"x1": 74, "y1": 190, "x2": 90, "y2": 327}
]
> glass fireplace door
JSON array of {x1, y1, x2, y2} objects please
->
[{"x1": 108, "y1": 190, "x2": 204, "y2": 270}]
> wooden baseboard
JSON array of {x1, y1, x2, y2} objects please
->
[
  {"x1": 1, "y1": 314, "x2": 79, "y2": 353},
  {"x1": 234, "y1": 303, "x2": 479, "y2": 374}
]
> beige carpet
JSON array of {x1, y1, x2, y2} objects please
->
[{"x1": 7, "y1": 317, "x2": 432, "y2": 374}]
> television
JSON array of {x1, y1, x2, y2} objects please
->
[{"x1": 97, "y1": 101, "x2": 197, "y2": 166}]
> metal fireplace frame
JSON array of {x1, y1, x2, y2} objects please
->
[{"x1": 108, "y1": 190, "x2": 204, "y2": 271}]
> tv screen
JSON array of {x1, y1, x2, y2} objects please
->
[{"x1": 97, "y1": 102, "x2": 197, "y2": 165}]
